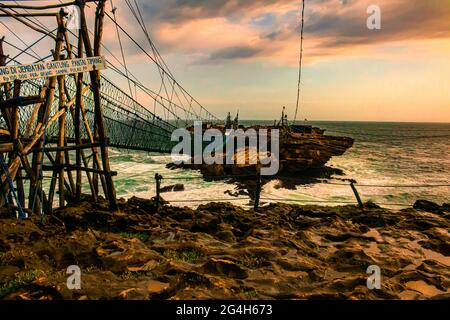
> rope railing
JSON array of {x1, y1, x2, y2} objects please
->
[
  {"x1": 159, "y1": 174, "x2": 450, "y2": 188},
  {"x1": 152, "y1": 173, "x2": 448, "y2": 210}
]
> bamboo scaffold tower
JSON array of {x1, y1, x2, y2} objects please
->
[{"x1": 0, "y1": 0, "x2": 118, "y2": 215}]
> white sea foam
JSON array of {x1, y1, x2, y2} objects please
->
[{"x1": 108, "y1": 122, "x2": 450, "y2": 208}]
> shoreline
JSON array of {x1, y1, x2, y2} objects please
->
[{"x1": 0, "y1": 197, "x2": 448, "y2": 300}]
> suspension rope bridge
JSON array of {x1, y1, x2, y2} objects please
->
[
  {"x1": 0, "y1": 0, "x2": 222, "y2": 213},
  {"x1": 1, "y1": 0, "x2": 219, "y2": 154}
]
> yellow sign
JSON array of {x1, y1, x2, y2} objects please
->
[{"x1": 0, "y1": 56, "x2": 107, "y2": 83}]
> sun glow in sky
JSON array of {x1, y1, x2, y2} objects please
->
[{"x1": 1, "y1": 0, "x2": 450, "y2": 122}]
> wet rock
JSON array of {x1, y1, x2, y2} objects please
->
[
  {"x1": 96, "y1": 238, "x2": 161, "y2": 273},
  {"x1": 118, "y1": 280, "x2": 170, "y2": 299},
  {"x1": 413, "y1": 200, "x2": 444, "y2": 215},
  {"x1": 201, "y1": 164, "x2": 224, "y2": 176},
  {"x1": 323, "y1": 232, "x2": 375, "y2": 242},
  {"x1": 160, "y1": 184, "x2": 185, "y2": 193},
  {"x1": 0, "y1": 266, "x2": 20, "y2": 283},
  {"x1": 201, "y1": 258, "x2": 248, "y2": 279},
  {"x1": 216, "y1": 230, "x2": 236, "y2": 243},
  {"x1": 190, "y1": 212, "x2": 221, "y2": 234},
  {"x1": 1, "y1": 198, "x2": 449, "y2": 300},
  {"x1": 127, "y1": 197, "x2": 159, "y2": 213},
  {"x1": 328, "y1": 249, "x2": 378, "y2": 272}
]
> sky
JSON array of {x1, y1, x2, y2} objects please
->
[{"x1": 1, "y1": 0, "x2": 450, "y2": 122}]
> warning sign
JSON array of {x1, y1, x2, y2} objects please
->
[{"x1": 0, "y1": 56, "x2": 107, "y2": 83}]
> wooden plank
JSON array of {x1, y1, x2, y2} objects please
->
[
  {"x1": 41, "y1": 165, "x2": 117, "y2": 176},
  {"x1": 0, "y1": 143, "x2": 13, "y2": 153},
  {"x1": 30, "y1": 142, "x2": 102, "y2": 153},
  {"x1": 0, "y1": 96, "x2": 45, "y2": 108}
]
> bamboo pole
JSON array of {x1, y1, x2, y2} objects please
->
[
  {"x1": 0, "y1": 44, "x2": 39, "y2": 206},
  {"x1": 78, "y1": 0, "x2": 117, "y2": 210},
  {"x1": 0, "y1": 40, "x2": 15, "y2": 207},
  {"x1": 25, "y1": 80, "x2": 50, "y2": 138},
  {"x1": 57, "y1": 52, "x2": 67, "y2": 207},
  {"x1": 29, "y1": 16, "x2": 64, "y2": 214},
  {"x1": 11, "y1": 80, "x2": 25, "y2": 207},
  {"x1": 0, "y1": 13, "x2": 61, "y2": 17},
  {"x1": 0, "y1": 0, "x2": 97, "y2": 10},
  {"x1": 0, "y1": 7, "x2": 56, "y2": 39},
  {"x1": 74, "y1": 24, "x2": 83, "y2": 201},
  {"x1": 64, "y1": 1, "x2": 107, "y2": 201}
]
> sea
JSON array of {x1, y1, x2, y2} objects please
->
[{"x1": 108, "y1": 121, "x2": 450, "y2": 209}]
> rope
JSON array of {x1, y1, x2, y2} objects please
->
[
  {"x1": 66, "y1": 28, "x2": 198, "y2": 125},
  {"x1": 324, "y1": 182, "x2": 450, "y2": 188},
  {"x1": 3, "y1": 39, "x2": 41, "y2": 62},
  {"x1": 160, "y1": 196, "x2": 411, "y2": 208},
  {"x1": 102, "y1": 10, "x2": 219, "y2": 122},
  {"x1": 260, "y1": 197, "x2": 411, "y2": 207},
  {"x1": 110, "y1": 0, "x2": 135, "y2": 101},
  {"x1": 128, "y1": 0, "x2": 174, "y2": 78},
  {"x1": 0, "y1": 21, "x2": 42, "y2": 62},
  {"x1": 158, "y1": 175, "x2": 450, "y2": 188},
  {"x1": 123, "y1": 0, "x2": 198, "y2": 124},
  {"x1": 293, "y1": 0, "x2": 306, "y2": 124},
  {"x1": 166, "y1": 198, "x2": 249, "y2": 203}
]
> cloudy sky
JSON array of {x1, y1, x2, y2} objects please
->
[{"x1": 2, "y1": 0, "x2": 450, "y2": 122}]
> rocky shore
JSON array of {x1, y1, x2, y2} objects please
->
[{"x1": 0, "y1": 197, "x2": 449, "y2": 300}]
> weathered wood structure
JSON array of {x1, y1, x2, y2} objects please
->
[{"x1": 0, "y1": 0, "x2": 118, "y2": 214}]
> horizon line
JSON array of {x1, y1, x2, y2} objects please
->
[{"x1": 235, "y1": 119, "x2": 450, "y2": 124}]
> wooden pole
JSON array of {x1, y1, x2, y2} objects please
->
[
  {"x1": 254, "y1": 170, "x2": 262, "y2": 212},
  {"x1": 74, "y1": 29, "x2": 84, "y2": 201},
  {"x1": 0, "y1": 0, "x2": 97, "y2": 10},
  {"x1": 0, "y1": 7, "x2": 56, "y2": 39},
  {"x1": 11, "y1": 80, "x2": 25, "y2": 207},
  {"x1": 30, "y1": 16, "x2": 65, "y2": 214},
  {"x1": 57, "y1": 51, "x2": 67, "y2": 207},
  {"x1": 0, "y1": 41, "x2": 21, "y2": 208},
  {"x1": 155, "y1": 173, "x2": 162, "y2": 210},
  {"x1": 78, "y1": 0, "x2": 117, "y2": 210},
  {"x1": 350, "y1": 182, "x2": 364, "y2": 208}
]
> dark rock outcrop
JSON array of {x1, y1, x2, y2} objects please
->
[{"x1": 0, "y1": 198, "x2": 449, "y2": 300}]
